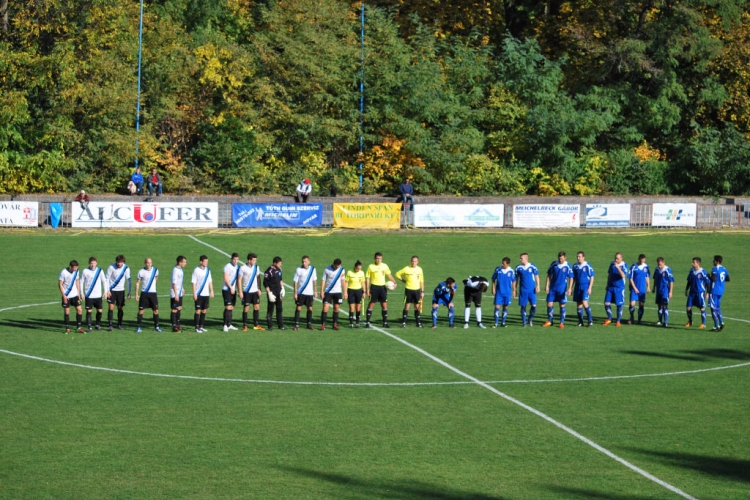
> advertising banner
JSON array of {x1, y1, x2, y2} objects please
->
[
  {"x1": 0, "y1": 201, "x2": 39, "y2": 227},
  {"x1": 414, "y1": 204, "x2": 505, "y2": 228},
  {"x1": 585, "y1": 204, "x2": 631, "y2": 227},
  {"x1": 651, "y1": 203, "x2": 697, "y2": 227},
  {"x1": 333, "y1": 203, "x2": 401, "y2": 229},
  {"x1": 512, "y1": 204, "x2": 580, "y2": 228},
  {"x1": 232, "y1": 203, "x2": 322, "y2": 228},
  {"x1": 71, "y1": 202, "x2": 219, "y2": 228}
]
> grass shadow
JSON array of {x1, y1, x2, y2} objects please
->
[
  {"x1": 623, "y1": 448, "x2": 750, "y2": 484},
  {"x1": 621, "y1": 349, "x2": 750, "y2": 363},
  {"x1": 620, "y1": 350, "x2": 707, "y2": 362},
  {"x1": 277, "y1": 466, "x2": 506, "y2": 500},
  {"x1": 544, "y1": 486, "x2": 667, "y2": 499}
]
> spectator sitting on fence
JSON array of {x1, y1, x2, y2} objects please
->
[
  {"x1": 296, "y1": 178, "x2": 312, "y2": 203},
  {"x1": 148, "y1": 168, "x2": 163, "y2": 196},
  {"x1": 398, "y1": 177, "x2": 415, "y2": 211},
  {"x1": 130, "y1": 167, "x2": 144, "y2": 196},
  {"x1": 74, "y1": 190, "x2": 91, "y2": 210}
]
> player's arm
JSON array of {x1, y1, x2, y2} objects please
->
[
  {"x1": 567, "y1": 276, "x2": 574, "y2": 296},
  {"x1": 208, "y1": 279, "x2": 214, "y2": 298},
  {"x1": 224, "y1": 271, "x2": 234, "y2": 293},
  {"x1": 172, "y1": 281, "x2": 180, "y2": 299},
  {"x1": 588, "y1": 276, "x2": 594, "y2": 294},
  {"x1": 293, "y1": 276, "x2": 299, "y2": 299},
  {"x1": 387, "y1": 272, "x2": 396, "y2": 283},
  {"x1": 544, "y1": 274, "x2": 550, "y2": 293},
  {"x1": 192, "y1": 279, "x2": 198, "y2": 300},
  {"x1": 685, "y1": 278, "x2": 690, "y2": 296},
  {"x1": 534, "y1": 274, "x2": 540, "y2": 293},
  {"x1": 320, "y1": 276, "x2": 326, "y2": 298},
  {"x1": 629, "y1": 274, "x2": 638, "y2": 294},
  {"x1": 256, "y1": 273, "x2": 263, "y2": 296},
  {"x1": 127, "y1": 275, "x2": 132, "y2": 299},
  {"x1": 312, "y1": 279, "x2": 318, "y2": 298},
  {"x1": 364, "y1": 276, "x2": 370, "y2": 296},
  {"x1": 395, "y1": 268, "x2": 405, "y2": 283},
  {"x1": 59, "y1": 279, "x2": 68, "y2": 303},
  {"x1": 668, "y1": 280, "x2": 673, "y2": 299},
  {"x1": 135, "y1": 277, "x2": 141, "y2": 300},
  {"x1": 645, "y1": 275, "x2": 650, "y2": 293},
  {"x1": 420, "y1": 273, "x2": 424, "y2": 297},
  {"x1": 342, "y1": 277, "x2": 348, "y2": 299},
  {"x1": 512, "y1": 280, "x2": 517, "y2": 298}
]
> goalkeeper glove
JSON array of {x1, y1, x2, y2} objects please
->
[
  {"x1": 268, "y1": 291, "x2": 277, "y2": 303},
  {"x1": 279, "y1": 288, "x2": 286, "y2": 298}
]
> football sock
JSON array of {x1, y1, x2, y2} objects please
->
[
  {"x1": 153, "y1": 314, "x2": 159, "y2": 328},
  {"x1": 402, "y1": 309, "x2": 408, "y2": 323},
  {"x1": 629, "y1": 306, "x2": 635, "y2": 321},
  {"x1": 225, "y1": 309, "x2": 232, "y2": 327},
  {"x1": 294, "y1": 310, "x2": 301, "y2": 325},
  {"x1": 333, "y1": 312, "x2": 339, "y2": 325},
  {"x1": 199, "y1": 313, "x2": 206, "y2": 329},
  {"x1": 686, "y1": 309, "x2": 693, "y2": 325},
  {"x1": 464, "y1": 307, "x2": 471, "y2": 323},
  {"x1": 586, "y1": 307, "x2": 593, "y2": 323},
  {"x1": 577, "y1": 307, "x2": 584, "y2": 324},
  {"x1": 355, "y1": 311, "x2": 361, "y2": 323},
  {"x1": 547, "y1": 306, "x2": 554, "y2": 322},
  {"x1": 242, "y1": 311, "x2": 248, "y2": 326},
  {"x1": 96, "y1": 311, "x2": 102, "y2": 325},
  {"x1": 176, "y1": 310, "x2": 181, "y2": 326},
  {"x1": 321, "y1": 311, "x2": 327, "y2": 326},
  {"x1": 86, "y1": 311, "x2": 92, "y2": 327},
  {"x1": 253, "y1": 309, "x2": 259, "y2": 325},
  {"x1": 638, "y1": 305, "x2": 644, "y2": 322},
  {"x1": 616, "y1": 306, "x2": 623, "y2": 322},
  {"x1": 137, "y1": 313, "x2": 143, "y2": 327},
  {"x1": 64, "y1": 312, "x2": 70, "y2": 328},
  {"x1": 710, "y1": 309, "x2": 718, "y2": 328},
  {"x1": 414, "y1": 310, "x2": 420, "y2": 323},
  {"x1": 76, "y1": 313, "x2": 82, "y2": 327},
  {"x1": 194, "y1": 313, "x2": 200, "y2": 328},
  {"x1": 529, "y1": 306, "x2": 537, "y2": 322},
  {"x1": 117, "y1": 309, "x2": 123, "y2": 326},
  {"x1": 306, "y1": 310, "x2": 313, "y2": 325},
  {"x1": 108, "y1": 309, "x2": 113, "y2": 325},
  {"x1": 605, "y1": 305, "x2": 612, "y2": 320},
  {"x1": 475, "y1": 307, "x2": 482, "y2": 324},
  {"x1": 494, "y1": 308, "x2": 500, "y2": 325},
  {"x1": 382, "y1": 309, "x2": 388, "y2": 323},
  {"x1": 501, "y1": 308, "x2": 508, "y2": 325},
  {"x1": 560, "y1": 305, "x2": 566, "y2": 324},
  {"x1": 432, "y1": 307, "x2": 438, "y2": 326},
  {"x1": 448, "y1": 305, "x2": 455, "y2": 325},
  {"x1": 520, "y1": 307, "x2": 527, "y2": 325},
  {"x1": 366, "y1": 309, "x2": 373, "y2": 323},
  {"x1": 700, "y1": 309, "x2": 706, "y2": 325},
  {"x1": 663, "y1": 308, "x2": 669, "y2": 325},
  {"x1": 717, "y1": 309, "x2": 723, "y2": 325},
  {"x1": 170, "y1": 311, "x2": 176, "y2": 326}
]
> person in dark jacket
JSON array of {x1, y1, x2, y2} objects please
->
[
  {"x1": 130, "y1": 167, "x2": 144, "y2": 195},
  {"x1": 147, "y1": 168, "x2": 163, "y2": 196},
  {"x1": 263, "y1": 256, "x2": 286, "y2": 330},
  {"x1": 398, "y1": 178, "x2": 414, "y2": 211}
]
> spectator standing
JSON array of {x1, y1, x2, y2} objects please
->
[
  {"x1": 296, "y1": 178, "x2": 312, "y2": 203},
  {"x1": 130, "y1": 167, "x2": 144, "y2": 195},
  {"x1": 399, "y1": 178, "x2": 414, "y2": 211},
  {"x1": 74, "y1": 190, "x2": 90, "y2": 210},
  {"x1": 148, "y1": 168, "x2": 163, "y2": 196}
]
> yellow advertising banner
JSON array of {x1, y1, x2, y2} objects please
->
[{"x1": 333, "y1": 203, "x2": 401, "y2": 229}]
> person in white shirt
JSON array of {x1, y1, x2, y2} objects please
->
[
  {"x1": 80, "y1": 256, "x2": 106, "y2": 331},
  {"x1": 135, "y1": 257, "x2": 162, "y2": 333},
  {"x1": 320, "y1": 258, "x2": 347, "y2": 330},
  {"x1": 293, "y1": 255, "x2": 318, "y2": 330},
  {"x1": 59, "y1": 260, "x2": 83, "y2": 334},
  {"x1": 106, "y1": 254, "x2": 131, "y2": 331},
  {"x1": 238, "y1": 252, "x2": 264, "y2": 331},
  {"x1": 222, "y1": 252, "x2": 241, "y2": 332},
  {"x1": 191, "y1": 255, "x2": 214, "y2": 333},
  {"x1": 296, "y1": 178, "x2": 312, "y2": 203},
  {"x1": 171, "y1": 256, "x2": 187, "y2": 332}
]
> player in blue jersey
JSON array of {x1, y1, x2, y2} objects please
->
[
  {"x1": 709, "y1": 255, "x2": 730, "y2": 331},
  {"x1": 543, "y1": 251, "x2": 574, "y2": 328},
  {"x1": 491, "y1": 257, "x2": 516, "y2": 328},
  {"x1": 431, "y1": 278, "x2": 456, "y2": 328},
  {"x1": 572, "y1": 251, "x2": 595, "y2": 327},
  {"x1": 515, "y1": 253, "x2": 540, "y2": 327},
  {"x1": 603, "y1": 252, "x2": 628, "y2": 326},
  {"x1": 685, "y1": 257, "x2": 710, "y2": 329},
  {"x1": 628, "y1": 254, "x2": 650, "y2": 325},
  {"x1": 651, "y1": 257, "x2": 674, "y2": 327}
]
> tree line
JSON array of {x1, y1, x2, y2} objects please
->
[{"x1": 1, "y1": 0, "x2": 749, "y2": 196}]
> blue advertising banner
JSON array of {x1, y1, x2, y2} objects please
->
[{"x1": 232, "y1": 203, "x2": 323, "y2": 228}]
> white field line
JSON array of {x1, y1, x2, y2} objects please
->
[{"x1": 188, "y1": 236, "x2": 700, "y2": 500}]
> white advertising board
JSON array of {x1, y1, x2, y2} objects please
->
[
  {"x1": 585, "y1": 204, "x2": 631, "y2": 227},
  {"x1": 651, "y1": 203, "x2": 697, "y2": 227},
  {"x1": 0, "y1": 201, "x2": 39, "y2": 227},
  {"x1": 513, "y1": 204, "x2": 580, "y2": 228},
  {"x1": 72, "y1": 202, "x2": 219, "y2": 228},
  {"x1": 414, "y1": 204, "x2": 505, "y2": 228}
]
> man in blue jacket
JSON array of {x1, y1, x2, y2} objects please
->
[
  {"x1": 399, "y1": 178, "x2": 414, "y2": 211},
  {"x1": 131, "y1": 167, "x2": 144, "y2": 195}
]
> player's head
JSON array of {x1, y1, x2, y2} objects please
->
[
  {"x1": 558, "y1": 251, "x2": 566, "y2": 263},
  {"x1": 692, "y1": 257, "x2": 701, "y2": 269},
  {"x1": 332, "y1": 258, "x2": 341, "y2": 269},
  {"x1": 656, "y1": 256, "x2": 665, "y2": 268},
  {"x1": 519, "y1": 253, "x2": 529, "y2": 265},
  {"x1": 638, "y1": 254, "x2": 646, "y2": 264},
  {"x1": 246, "y1": 253, "x2": 257, "y2": 264},
  {"x1": 479, "y1": 282, "x2": 488, "y2": 293},
  {"x1": 144, "y1": 257, "x2": 152, "y2": 269},
  {"x1": 301, "y1": 255, "x2": 310, "y2": 268},
  {"x1": 445, "y1": 277, "x2": 455, "y2": 286},
  {"x1": 354, "y1": 260, "x2": 362, "y2": 271},
  {"x1": 115, "y1": 254, "x2": 126, "y2": 267},
  {"x1": 714, "y1": 255, "x2": 723, "y2": 265},
  {"x1": 502, "y1": 257, "x2": 511, "y2": 267},
  {"x1": 231, "y1": 252, "x2": 239, "y2": 264},
  {"x1": 199, "y1": 255, "x2": 208, "y2": 267},
  {"x1": 411, "y1": 255, "x2": 419, "y2": 266},
  {"x1": 576, "y1": 251, "x2": 585, "y2": 264},
  {"x1": 273, "y1": 256, "x2": 282, "y2": 268},
  {"x1": 176, "y1": 255, "x2": 186, "y2": 267},
  {"x1": 374, "y1": 252, "x2": 383, "y2": 263},
  {"x1": 88, "y1": 257, "x2": 97, "y2": 268},
  {"x1": 614, "y1": 252, "x2": 623, "y2": 263},
  {"x1": 69, "y1": 260, "x2": 79, "y2": 270}
]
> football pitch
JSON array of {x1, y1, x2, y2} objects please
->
[{"x1": 1, "y1": 230, "x2": 748, "y2": 499}]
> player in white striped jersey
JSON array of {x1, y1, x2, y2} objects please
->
[
  {"x1": 135, "y1": 257, "x2": 162, "y2": 333},
  {"x1": 192, "y1": 255, "x2": 214, "y2": 333},
  {"x1": 320, "y1": 258, "x2": 347, "y2": 330},
  {"x1": 81, "y1": 257, "x2": 106, "y2": 331},
  {"x1": 293, "y1": 255, "x2": 318, "y2": 330},
  {"x1": 171, "y1": 256, "x2": 187, "y2": 332},
  {"x1": 238, "y1": 253, "x2": 264, "y2": 331},
  {"x1": 222, "y1": 252, "x2": 241, "y2": 332},
  {"x1": 106, "y1": 254, "x2": 131, "y2": 331},
  {"x1": 59, "y1": 260, "x2": 83, "y2": 334}
]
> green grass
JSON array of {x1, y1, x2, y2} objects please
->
[{"x1": 1, "y1": 230, "x2": 748, "y2": 499}]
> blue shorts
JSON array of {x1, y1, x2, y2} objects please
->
[
  {"x1": 546, "y1": 290, "x2": 567, "y2": 305},
  {"x1": 573, "y1": 289, "x2": 590, "y2": 303},
  {"x1": 604, "y1": 288, "x2": 626, "y2": 306},
  {"x1": 630, "y1": 290, "x2": 646, "y2": 303},
  {"x1": 709, "y1": 294, "x2": 722, "y2": 309},
  {"x1": 686, "y1": 293, "x2": 706, "y2": 309},
  {"x1": 432, "y1": 295, "x2": 451, "y2": 307},
  {"x1": 518, "y1": 291, "x2": 537, "y2": 308},
  {"x1": 494, "y1": 294, "x2": 512, "y2": 306},
  {"x1": 655, "y1": 294, "x2": 670, "y2": 306}
]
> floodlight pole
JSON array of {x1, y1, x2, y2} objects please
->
[
  {"x1": 358, "y1": 2, "x2": 364, "y2": 193},
  {"x1": 134, "y1": 0, "x2": 145, "y2": 171}
]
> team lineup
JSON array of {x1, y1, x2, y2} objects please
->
[{"x1": 57, "y1": 251, "x2": 730, "y2": 334}]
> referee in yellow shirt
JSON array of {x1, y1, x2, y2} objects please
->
[
  {"x1": 365, "y1": 252, "x2": 397, "y2": 328},
  {"x1": 395, "y1": 255, "x2": 425, "y2": 327}
]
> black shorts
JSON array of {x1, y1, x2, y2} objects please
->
[
  {"x1": 85, "y1": 297, "x2": 103, "y2": 310},
  {"x1": 404, "y1": 289, "x2": 422, "y2": 305},
  {"x1": 195, "y1": 296, "x2": 210, "y2": 310},
  {"x1": 348, "y1": 289, "x2": 363, "y2": 305},
  {"x1": 370, "y1": 285, "x2": 388, "y2": 303},
  {"x1": 171, "y1": 297, "x2": 183, "y2": 309},
  {"x1": 62, "y1": 296, "x2": 81, "y2": 308},
  {"x1": 296, "y1": 294, "x2": 314, "y2": 308},
  {"x1": 323, "y1": 292, "x2": 343, "y2": 305},
  {"x1": 223, "y1": 289, "x2": 237, "y2": 307},
  {"x1": 242, "y1": 291, "x2": 260, "y2": 306},
  {"x1": 139, "y1": 292, "x2": 158, "y2": 310},
  {"x1": 107, "y1": 290, "x2": 126, "y2": 307},
  {"x1": 464, "y1": 288, "x2": 483, "y2": 307}
]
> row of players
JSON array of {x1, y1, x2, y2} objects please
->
[{"x1": 57, "y1": 251, "x2": 730, "y2": 334}]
